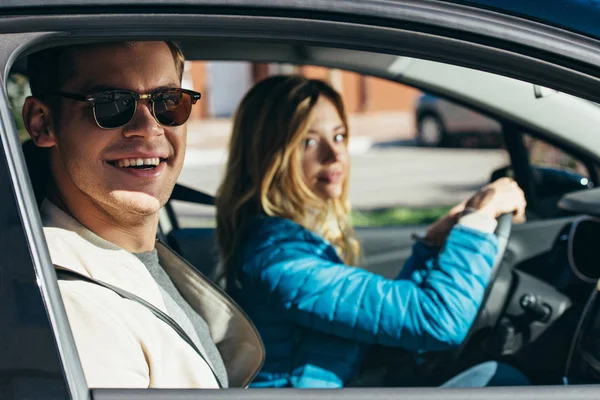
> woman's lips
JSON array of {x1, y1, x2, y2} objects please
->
[{"x1": 318, "y1": 172, "x2": 343, "y2": 183}]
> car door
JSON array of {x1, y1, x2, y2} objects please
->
[
  {"x1": 0, "y1": 36, "x2": 86, "y2": 400},
  {"x1": 4, "y1": 1, "x2": 600, "y2": 399}
]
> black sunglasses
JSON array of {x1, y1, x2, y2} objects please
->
[{"x1": 54, "y1": 88, "x2": 201, "y2": 129}]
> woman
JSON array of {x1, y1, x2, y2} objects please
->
[{"x1": 216, "y1": 75, "x2": 527, "y2": 388}]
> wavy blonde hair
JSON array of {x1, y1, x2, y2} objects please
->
[{"x1": 216, "y1": 75, "x2": 362, "y2": 283}]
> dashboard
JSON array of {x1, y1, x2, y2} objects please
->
[{"x1": 474, "y1": 215, "x2": 600, "y2": 384}]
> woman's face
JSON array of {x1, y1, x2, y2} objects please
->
[{"x1": 301, "y1": 96, "x2": 349, "y2": 201}]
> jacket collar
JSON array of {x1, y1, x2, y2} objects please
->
[{"x1": 41, "y1": 199, "x2": 264, "y2": 387}]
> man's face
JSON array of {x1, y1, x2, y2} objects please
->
[{"x1": 50, "y1": 42, "x2": 186, "y2": 217}]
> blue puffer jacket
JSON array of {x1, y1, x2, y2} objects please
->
[{"x1": 229, "y1": 215, "x2": 498, "y2": 388}]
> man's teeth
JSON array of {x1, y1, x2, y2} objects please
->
[{"x1": 115, "y1": 158, "x2": 161, "y2": 168}]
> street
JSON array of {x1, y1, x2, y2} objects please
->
[
  {"x1": 176, "y1": 144, "x2": 509, "y2": 223},
  {"x1": 172, "y1": 111, "x2": 509, "y2": 225}
]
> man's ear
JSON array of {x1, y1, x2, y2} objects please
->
[{"x1": 22, "y1": 96, "x2": 57, "y2": 148}]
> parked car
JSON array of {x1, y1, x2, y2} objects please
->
[
  {"x1": 415, "y1": 93, "x2": 502, "y2": 147},
  {"x1": 5, "y1": 1, "x2": 600, "y2": 400}
]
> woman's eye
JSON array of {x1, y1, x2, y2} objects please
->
[
  {"x1": 334, "y1": 133, "x2": 346, "y2": 142},
  {"x1": 305, "y1": 138, "x2": 317, "y2": 148}
]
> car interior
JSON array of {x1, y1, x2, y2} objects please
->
[
  {"x1": 9, "y1": 34, "x2": 600, "y2": 392},
  {"x1": 157, "y1": 44, "x2": 600, "y2": 386}
]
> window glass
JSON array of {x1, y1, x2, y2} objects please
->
[
  {"x1": 176, "y1": 63, "x2": 510, "y2": 229},
  {"x1": 524, "y1": 133, "x2": 589, "y2": 178},
  {"x1": 521, "y1": 133, "x2": 592, "y2": 217},
  {"x1": 12, "y1": 49, "x2": 600, "y2": 392}
]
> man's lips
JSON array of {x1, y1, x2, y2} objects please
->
[
  {"x1": 105, "y1": 149, "x2": 170, "y2": 168},
  {"x1": 106, "y1": 151, "x2": 169, "y2": 161},
  {"x1": 107, "y1": 157, "x2": 168, "y2": 168},
  {"x1": 105, "y1": 158, "x2": 168, "y2": 179},
  {"x1": 105, "y1": 150, "x2": 170, "y2": 175}
]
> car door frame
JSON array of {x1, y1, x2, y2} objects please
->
[
  {"x1": 0, "y1": 32, "x2": 88, "y2": 400},
  {"x1": 3, "y1": 1, "x2": 600, "y2": 399}
]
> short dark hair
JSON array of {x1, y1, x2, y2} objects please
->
[{"x1": 27, "y1": 41, "x2": 185, "y2": 100}]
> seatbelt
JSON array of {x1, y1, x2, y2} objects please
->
[
  {"x1": 171, "y1": 184, "x2": 215, "y2": 206},
  {"x1": 55, "y1": 266, "x2": 224, "y2": 388}
]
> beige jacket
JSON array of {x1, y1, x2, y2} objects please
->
[{"x1": 41, "y1": 200, "x2": 263, "y2": 389}]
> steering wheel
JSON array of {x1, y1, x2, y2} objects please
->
[
  {"x1": 488, "y1": 213, "x2": 514, "y2": 282},
  {"x1": 417, "y1": 213, "x2": 514, "y2": 382}
]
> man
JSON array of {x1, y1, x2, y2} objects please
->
[{"x1": 22, "y1": 41, "x2": 263, "y2": 388}]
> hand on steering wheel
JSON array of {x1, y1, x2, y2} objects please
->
[
  {"x1": 411, "y1": 179, "x2": 525, "y2": 384},
  {"x1": 464, "y1": 177, "x2": 527, "y2": 222},
  {"x1": 423, "y1": 178, "x2": 525, "y2": 247}
]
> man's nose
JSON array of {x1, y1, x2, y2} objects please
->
[{"x1": 122, "y1": 101, "x2": 164, "y2": 138}]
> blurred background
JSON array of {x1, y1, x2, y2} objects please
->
[{"x1": 8, "y1": 61, "x2": 586, "y2": 228}]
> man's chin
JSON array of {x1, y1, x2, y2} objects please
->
[{"x1": 108, "y1": 190, "x2": 164, "y2": 215}]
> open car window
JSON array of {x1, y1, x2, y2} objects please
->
[
  {"x1": 10, "y1": 44, "x2": 600, "y2": 393},
  {"x1": 172, "y1": 61, "x2": 596, "y2": 232},
  {"x1": 4, "y1": 1, "x2": 600, "y2": 398}
]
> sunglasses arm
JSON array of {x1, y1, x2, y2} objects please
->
[{"x1": 54, "y1": 92, "x2": 90, "y2": 102}]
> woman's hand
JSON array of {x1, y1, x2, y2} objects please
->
[
  {"x1": 422, "y1": 202, "x2": 466, "y2": 247},
  {"x1": 464, "y1": 177, "x2": 527, "y2": 222},
  {"x1": 422, "y1": 178, "x2": 526, "y2": 246}
]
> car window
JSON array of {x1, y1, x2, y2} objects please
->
[
  {"x1": 524, "y1": 133, "x2": 590, "y2": 178},
  {"x1": 163, "y1": 57, "x2": 593, "y2": 390},
  {"x1": 12, "y1": 49, "x2": 600, "y2": 395},
  {"x1": 518, "y1": 132, "x2": 593, "y2": 218},
  {"x1": 174, "y1": 62, "x2": 510, "y2": 230},
  {"x1": 5, "y1": 1, "x2": 600, "y2": 395},
  {"x1": 175, "y1": 63, "x2": 600, "y2": 230}
]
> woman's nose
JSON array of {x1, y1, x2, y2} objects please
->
[{"x1": 321, "y1": 141, "x2": 344, "y2": 163}]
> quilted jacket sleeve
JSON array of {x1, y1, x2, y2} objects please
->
[
  {"x1": 241, "y1": 219, "x2": 498, "y2": 351},
  {"x1": 395, "y1": 240, "x2": 438, "y2": 281}
]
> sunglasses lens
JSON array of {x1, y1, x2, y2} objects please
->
[
  {"x1": 94, "y1": 92, "x2": 137, "y2": 129},
  {"x1": 153, "y1": 90, "x2": 193, "y2": 126}
]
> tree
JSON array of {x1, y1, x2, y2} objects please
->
[{"x1": 7, "y1": 73, "x2": 31, "y2": 142}]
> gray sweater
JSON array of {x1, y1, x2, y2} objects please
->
[{"x1": 133, "y1": 250, "x2": 228, "y2": 387}]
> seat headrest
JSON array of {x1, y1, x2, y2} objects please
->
[{"x1": 22, "y1": 139, "x2": 50, "y2": 207}]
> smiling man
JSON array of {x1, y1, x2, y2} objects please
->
[{"x1": 22, "y1": 41, "x2": 262, "y2": 389}]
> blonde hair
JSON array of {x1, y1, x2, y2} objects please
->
[{"x1": 216, "y1": 75, "x2": 362, "y2": 283}]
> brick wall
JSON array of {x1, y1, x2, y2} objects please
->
[
  {"x1": 187, "y1": 61, "x2": 421, "y2": 119},
  {"x1": 188, "y1": 61, "x2": 208, "y2": 119}
]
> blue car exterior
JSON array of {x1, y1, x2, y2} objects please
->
[{"x1": 445, "y1": 1, "x2": 600, "y2": 40}]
